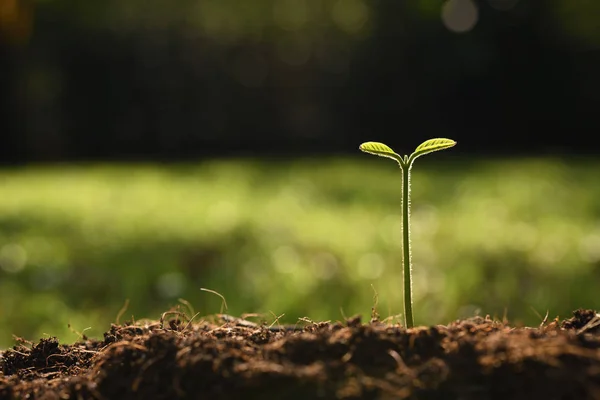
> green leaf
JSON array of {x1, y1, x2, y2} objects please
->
[
  {"x1": 412, "y1": 138, "x2": 456, "y2": 159},
  {"x1": 359, "y1": 142, "x2": 403, "y2": 165}
]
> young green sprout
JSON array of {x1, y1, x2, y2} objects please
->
[{"x1": 359, "y1": 138, "x2": 456, "y2": 328}]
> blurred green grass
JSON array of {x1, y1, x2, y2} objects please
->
[{"x1": 1, "y1": 157, "x2": 600, "y2": 348}]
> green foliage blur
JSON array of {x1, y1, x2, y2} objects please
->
[{"x1": 1, "y1": 157, "x2": 600, "y2": 348}]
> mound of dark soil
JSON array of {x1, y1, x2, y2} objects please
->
[{"x1": 1, "y1": 309, "x2": 600, "y2": 399}]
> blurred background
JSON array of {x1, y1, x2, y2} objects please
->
[{"x1": 1, "y1": 0, "x2": 600, "y2": 348}]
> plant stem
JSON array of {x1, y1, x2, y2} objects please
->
[{"x1": 402, "y1": 164, "x2": 414, "y2": 328}]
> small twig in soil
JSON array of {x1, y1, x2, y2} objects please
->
[
  {"x1": 241, "y1": 313, "x2": 261, "y2": 320},
  {"x1": 12, "y1": 335, "x2": 34, "y2": 347},
  {"x1": 540, "y1": 310, "x2": 550, "y2": 329},
  {"x1": 178, "y1": 298, "x2": 196, "y2": 317},
  {"x1": 71, "y1": 348, "x2": 101, "y2": 355},
  {"x1": 382, "y1": 313, "x2": 404, "y2": 325},
  {"x1": 576, "y1": 314, "x2": 600, "y2": 335},
  {"x1": 115, "y1": 299, "x2": 130, "y2": 325},
  {"x1": 387, "y1": 349, "x2": 412, "y2": 375},
  {"x1": 159, "y1": 311, "x2": 188, "y2": 329},
  {"x1": 339, "y1": 307, "x2": 348, "y2": 322},
  {"x1": 298, "y1": 316, "x2": 315, "y2": 324},
  {"x1": 200, "y1": 287, "x2": 228, "y2": 314},
  {"x1": 371, "y1": 284, "x2": 380, "y2": 323},
  {"x1": 182, "y1": 312, "x2": 202, "y2": 331},
  {"x1": 114, "y1": 325, "x2": 157, "y2": 336},
  {"x1": 216, "y1": 314, "x2": 305, "y2": 331},
  {"x1": 268, "y1": 312, "x2": 286, "y2": 330},
  {"x1": 8, "y1": 350, "x2": 29, "y2": 357},
  {"x1": 530, "y1": 306, "x2": 550, "y2": 329},
  {"x1": 68, "y1": 324, "x2": 92, "y2": 341}
]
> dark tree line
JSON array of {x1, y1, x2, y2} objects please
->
[{"x1": 1, "y1": 0, "x2": 599, "y2": 164}]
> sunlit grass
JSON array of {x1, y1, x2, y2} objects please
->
[{"x1": 1, "y1": 157, "x2": 599, "y2": 348}]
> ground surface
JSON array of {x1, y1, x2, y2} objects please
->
[{"x1": 1, "y1": 309, "x2": 600, "y2": 400}]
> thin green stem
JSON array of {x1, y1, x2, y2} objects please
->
[
  {"x1": 360, "y1": 139, "x2": 455, "y2": 328},
  {"x1": 402, "y1": 164, "x2": 414, "y2": 328}
]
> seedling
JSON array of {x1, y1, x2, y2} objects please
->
[{"x1": 359, "y1": 138, "x2": 456, "y2": 328}]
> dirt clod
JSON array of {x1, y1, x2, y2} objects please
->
[{"x1": 2, "y1": 310, "x2": 600, "y2": 399}]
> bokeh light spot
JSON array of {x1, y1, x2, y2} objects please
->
[
  {"x1": 156, "y1": 272, "x2": 185, "y2": 298},
  {"x1": 273, "y1": 0, "x2": 309, "y2": 31},
  {"x1": 579, "y1": 232, "x2": 600, "y2": 263},
  {"x1": 273, "y1": 245, "x2": 300, "y2": 274},
  {"x1": 331, "y1": 0, "x2": 369, "y2": 35},
  {"x1": 310, "y1": 252, "x2": 338, "y2": 280},
  {"x1": 442, "y1": 0, "x2": 478, "y2": 33},
  {"x1": 0, "y1": 243, "x2": 27, "y2": 273},
  {"x1": 357, "y1": 253, "x2": 385, "y2": 280}
]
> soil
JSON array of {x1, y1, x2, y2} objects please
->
[{"x1": 1, "y1": 309, "x2": 600, "y2": 400}]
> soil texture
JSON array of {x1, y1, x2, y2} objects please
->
[{"x1": 1, "y1": 309, "x2": 600, "y2": 399}]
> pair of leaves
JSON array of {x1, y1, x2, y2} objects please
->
[{"x1": 359, "y1": 138, "x2": 456, "y2": 165}]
